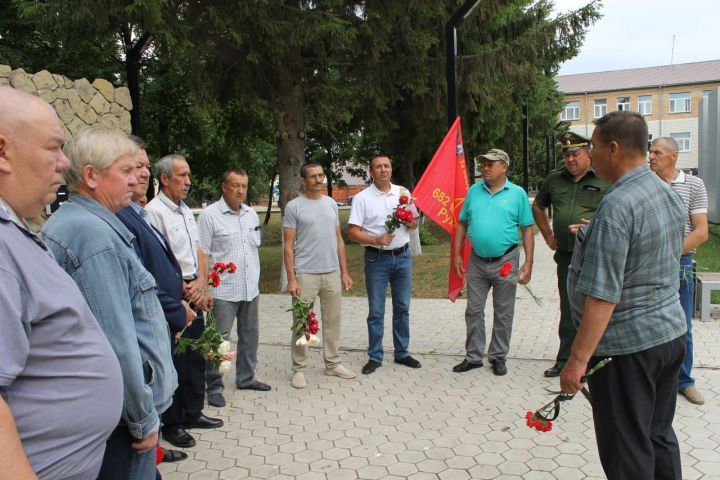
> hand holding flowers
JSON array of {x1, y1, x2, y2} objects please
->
[
  {"x1": 289, "y1": 297, "x2": 320, "y2": 348},
  {"x1": 385, "y1": 191, "x2": 418, "y2": 234},
  {"x1": 175, "y1": 262, "x2": 237, "y2": 371}
]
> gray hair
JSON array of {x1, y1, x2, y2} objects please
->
[
  {"x1": 154, "y1": 154, "x2": 187, "y2": 180},
  {"x1": 651, "y1": 137, "x2": 679, "y2": 153},
  {"x1": 63, "y1": 126, "x2": 139, "y2": 192}
]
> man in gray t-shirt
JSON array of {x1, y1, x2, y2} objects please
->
[{"x1": 283, "y1": 163, "x2": 355, "y2": 389}]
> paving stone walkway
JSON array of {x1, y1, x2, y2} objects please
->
[{"x1": 160, "y1": 238, "x2": 720, "y2": 480}]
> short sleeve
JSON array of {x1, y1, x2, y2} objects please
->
[
  {"x1": 534, "y1": 178, "x2": 551, "y2": 208},
  {"x1": 283, "y1": 202, "x2": 298, "y2": 229},
  {"x1": 348, "y1": 195, "x2": 365, "y2": 227},
  {"x1": 459, "y1": 186, "x2": 475, "y2": 223},
  {"x1": 690, "y1": 178, "x2": 709, "y2": 215},
  {"x1": 197, "y1": 211, "x2": 214, "y2": 254},
  {"x1": 518, "y1": 190, "x2": 534, "y2": 227},
  {"x1": 0, "y1": 269, "x2": 31, "y2": 388}
]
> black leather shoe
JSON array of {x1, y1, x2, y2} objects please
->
[
  {"x1": 184, "y1": 413, "x2": 224, "y2": 430},
  {"x1": 453, "y1": 359, "x2": 483, "y2": 373},
  {"x1": 162, "y1": 427, "x2": 196, "y2": 448},
  {"x1": 162, "y1": 449, "x2": 188, "y2": 463},
  {"x1": 491, "y1": 360, "x2": 507, "y2": 376},
  {"x1": 394, "y1": 355, "x2": 422, "y2": 368},
  {"x1": 544, "y1": 363, "x2": 564, "y2": 378},
  {"x1": 237, "y1": 380, "x2": 271, "y2": 392},
  {"x1": 362, "y1": 359, "x2": 382, "y2": 375}
]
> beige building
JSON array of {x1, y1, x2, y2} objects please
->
[{"x1": 555, "y1": 60, "x2": 720, "y2": 170}]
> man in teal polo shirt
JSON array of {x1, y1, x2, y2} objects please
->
[{"x1": 452, "y1": 149, "x2": 534, "y2": 376}]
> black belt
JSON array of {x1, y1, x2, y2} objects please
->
[
  {"x1": 478, "y1": 245, "x2": 517, "y2": 262},
  {"x1": 365, "y1": 244, "x2": 409, "y2": 256}
]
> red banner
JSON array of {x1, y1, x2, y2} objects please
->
[{"x1": 413, "y1": 117, "x2": 471, "y2": 302}]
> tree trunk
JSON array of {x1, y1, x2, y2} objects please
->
[{"x1": 273, "y1": 83, "x2": 306, "y2": 214}]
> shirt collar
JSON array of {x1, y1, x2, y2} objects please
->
[
  {"x1": 70, "y1": 194, "x2": 135, "y2": 245},
  {"x1": 370, "y1": 183, "x2": 398, "y2": 196},
  {"x1": 158, "y1": 190, "x2": 187, "y2": 213},
  {"x1": 219, "y1": 196, "x2": 249, "y2": 215},
  {"x1": 0, "y1": 196, "x2": 27, "y2": 228},
  {"x1": 672, "y1": 170, "x2": 686, "y2": 185},
  {"x1": 481, "y1": 178, "x2": 509, "y2": 194},
  {"x1": 129, "y1": 201, "x2": 145, "y2": 217},
  {"x1": 611, "y1": 163, "x2": 651, "y2": 193}
]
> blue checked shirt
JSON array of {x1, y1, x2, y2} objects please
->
[
  {"x1": 568, "y1": 164, "x2": 687, "y2": 356},
  {"x1": 198, "y1": 198, "x2": 261, "y2": 302}
]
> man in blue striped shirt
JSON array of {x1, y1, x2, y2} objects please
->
[{"x1": 650, "y1": 137, "x2": 709, "y2": 405}]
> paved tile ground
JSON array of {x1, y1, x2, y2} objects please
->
[{"x1": 160, "y1": 239, "x2": 720, "y2": 479}]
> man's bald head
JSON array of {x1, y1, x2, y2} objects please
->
[
  {"x1": 0, "y1": 86, "x2": 60, "y2": 136},
  {"x1": 0, "y1": 87, "x2": 69, "y2": 219}
]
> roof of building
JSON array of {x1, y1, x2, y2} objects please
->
[{"x1": 556, "y1": 59, "x2": 720, "y2": 94}]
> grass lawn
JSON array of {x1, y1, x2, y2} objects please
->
[
  {"x1": 259, "y1": 210, "x2": 720, "y2": 301},
  {"x1": 693, "y1": 223, "x2": 720, "y2": 302}
]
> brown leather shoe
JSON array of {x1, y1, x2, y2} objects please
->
[{"x1": 679, "y1": 386, "x2": 705, "y2": 405}]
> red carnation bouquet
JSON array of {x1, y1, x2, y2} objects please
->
[
  {"x1": 385, "y1": 190, "x2": 418, "y2": 234},
  {"x1": 176, "y1": 262, "x2": 238, "y2": 371},
  {"x1": 289, "y1": 297, "x2": 320, "y2": 347},
  {"x1": 524, "y1": 357, "x2": 612, "y2": 433}
]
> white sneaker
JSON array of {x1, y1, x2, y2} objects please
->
[
  {"x1": 291, "y1": 371, "x2": 307, "y2": 389},
  {"x1": 325, "y1": 364, "x2": 357, "y2": 379}
]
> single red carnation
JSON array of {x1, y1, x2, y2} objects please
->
[
  {"x1": 214, "y1": 262, "x2": 226, "y2": 273},
  {"x1": 308, "y1": 323, "x2": 319, "y2": 334},
  {"x1": 208, "y1": 271, "x2": 221, "y2": 288},
  {"x1": 226, "y1": 262, "x2": 237, "y2": 273},
  {"x1": 499, "y1": 261, "x2": 512, "y2": 278},
  {"x1": 399, "y1": 195, "x2": 409, "y2": 205}
]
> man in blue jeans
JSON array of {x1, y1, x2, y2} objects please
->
[
  {"x1": 348, "y1": 155, "x2": 421, "y2": 375},
  {"x1": 650, "y1": 137, "x2": 708, "y2": 405}
]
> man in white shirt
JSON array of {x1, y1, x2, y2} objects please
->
[
  {"x1": 198, "y1": 169, "x2": 271, "y2": 408},
  {"x1": 284, "y1": 163, "x2": 355, "y2": 389},
  {"x1": 348, "y1": 155, "x2": 421, "y2": 375},
  {"x1": 145, "y1": 155, "x2": 222, "y2": 449}
]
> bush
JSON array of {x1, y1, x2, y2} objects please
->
[{"x1": 419, "y1": 222, "x2": 438, "y2": 246}]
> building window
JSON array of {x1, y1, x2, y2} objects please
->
[
  {"x1": 594, "y1": 99, "x2": 607, "y2": 118},
  {"x1": 669, "y1": 92, "x2": 691, "y2": 113},
  {"x1": 561, "y1": 101, "x2": 579, "y2": 121},
  {"x1": 617, "y1": 96, "x2": 630, "y2": 111},
  {"x1": 670, "y1": 132, "x2": 691, "y2": 152},
  {"x1": 638, "y1": 95, "x2": 652, "y2": 115}
]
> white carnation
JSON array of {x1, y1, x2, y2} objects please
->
[
  {"x1": 296, "y1": 336, "x2": 308, "y2": 347},
  {"x1": 219, "y1": 360, "x2": 232, "y2": 373},
  {"x1": 218, "y1": 340, "x2": 231, "y2": 356}
]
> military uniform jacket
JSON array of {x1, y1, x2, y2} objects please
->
[{"x1": 535, "y1": 167, "x2": 610, "y2": 252}]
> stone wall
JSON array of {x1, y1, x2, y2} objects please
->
[{"x1": 0, "y1": 64, "x2": 132, "y2": 136}]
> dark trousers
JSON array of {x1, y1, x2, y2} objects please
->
[
  {"x1": 588, "y1": 335, "x2": 685, "y2": 480},
  {"x1": 97, "y1": 425, "x2": 157, "y2": 480},
  {"x1": 554, "y1": 250, "x2": 575, "y2": 363},
  {"x1": 162, "y1": 303, "x2": 206, "y2": 428}
]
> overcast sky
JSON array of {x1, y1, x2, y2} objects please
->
[{"x1": 554, "y1": 0, "x2": 719, "y2": 76}]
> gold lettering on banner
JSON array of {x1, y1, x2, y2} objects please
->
[{"x1": 430, "y1": 188, "x2": 465, "y2": 228}]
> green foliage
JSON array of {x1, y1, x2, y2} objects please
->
[
  {"x1": 419, "y1": 222, "x2": 438, "y2": 246},
  {"x1": 2, "y1": 0, "x2": 601, "y2": 199}
]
